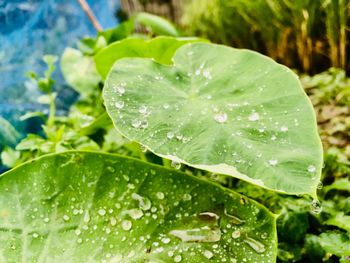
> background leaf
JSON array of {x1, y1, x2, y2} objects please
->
[
  {"x1": 61, "y1": 48, "x2": 101, "y2": 96},
  {"x1": 0, "y1": 151, "x2": 277, "y2": 262},
  {"x1": 103, "y1": 42, "x2": 323, "y2": 196},
  {"x1": 94, "y1": 36, "x2": 206, "y2": 79}
]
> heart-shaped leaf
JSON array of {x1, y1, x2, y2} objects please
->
[
  {"x1": 0, "y1": 151, "x2": 276, "y2": 262},
  {"x1": 94, "y1": 36, "x2": 205, "y2": 79},
  {"x1": 103, "y1": 42, "x2": 323, "y2": 196}
]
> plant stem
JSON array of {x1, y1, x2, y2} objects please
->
[
  {"x1": 47, "y1": 93, "x2": 56, "y2": 128},
  {"x1": 76, "y1": 0, "x2": 103, "y2": 32}
]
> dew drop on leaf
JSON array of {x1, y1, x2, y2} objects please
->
[
  {"x1": 115, "y1": 101, "x2": 124, "y2": 109},
  {"x1": 268, "y1": 159, "x2": 278, "y2": 166},
  {"x1": 171, "y1": 160, "x2": 181, "y2": 169},
  {"x1": 131, "y1": 119, "x2": 142, "y2": 129},
  {"x1": 203, "y1": 250, "x2": 214, "y2": 259},
  {"x1": 307, "y1": 165, "x2": 316, "y2": 173},
  {"x1": 214, "y1": 112, "x2": 228, "y2": 123},
  {"x1": 98, "y1": 209, "x2": 106, "y2": 216},
  {"x1": 231, "y1": 230, "x2": 241, "y2": 239},
  {"x1": 169, "y1": 226, "x2": 221, "y2": 243},
  {"x1": 132, "y1": 193, "x2": 151, "y2": 210},
  {"x1": 310, "y1": 199, "x2": 322, "y2": 214},
  {"x1": 248, "y1": 112, "x2": 260, "y2": 121},
  {"x1": 174, "y1": 255, "x2": 182, "y2": 262},
  {"x1": 167, "y1": 132, "x2": 174, "y2": 139},
  {"x1": 121, "y1": 220, "x2": 132, "y2": 231},
  {"x1": 280, "y1": 126, "x2": 288, "y2": 132},
  {"x1": 243, "y1": 236, "x2": 266, "y2": 253},
  {"x1": 138, "y1": 106, "x2": 148, "y2": 115},
  {"x1": 156, "y1": 192, "x2": 165, "y2": 200}
]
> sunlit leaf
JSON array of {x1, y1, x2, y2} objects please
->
[{"x1": 103, "y1": 42, "x2": 323, "y2": 196}]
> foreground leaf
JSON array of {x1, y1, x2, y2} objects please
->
[
  {"x1": 0, "y1": 151, "x2": 277, "y2": 262},
  {"x1": 103, "y1": 42, "x2": 323, "y2": 196},
  {"x1": 94, "y1": 36, "x2": 205, "y2": 79}
]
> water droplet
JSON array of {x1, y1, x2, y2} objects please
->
[
  {"x1": 268, "y1": 159, "x2": 278, "y2": 166},
  {"x1": 63, "y1": 215, "x2": 70, "y2": 221},
  {"x1": 156, "y1": 192, "x2": 165, "y2": 200},
  {"x1": 214, "y1": 112, "x2": 228, "y2": 123},
  {"x1": 43, "y1": 218, "x2": 49, "y2": 223},
  {"x1": 125, "y1": 209, "x2": 144, "y2": 220},
  {"x1": 174, "y1": 255, "x2": 182, "y2": 262},
  {"x1": 140, "y1": 120, "x2": 148, "y2": 129},
  {"x1": 280, "y1": 126, "x2": 288, "y2": 132},
  {"x1": 244, "y1": 236, "x2": 266, "y2": 253},
  {"x1": 163, "y1": 103, "x2": 170, "y2": 109},
  {"x1": 198, "y1": 212, "x2": 220, "y2": 221},
  {"x1": 224, "y1": 209, "x2": 245, "y2": 225},
  {"x1": 140, "y1": 145, "x2": 148, "y2": 152},
  {"x1": 75, "y1": 229, "x2": 81, "y2": 236},
  {"x1": 139, "y1": 105, "x2": 148, "y2": 115},
  {"x1": 317, "y1": 181, "x2": 323, "y2": 189},
  {"x1": 248, "y1": 112, "x2": 260, "y2": 121},
  {"x1": 203, "y1": 250, "x2": 214, "y2": 259},
  {"x1": 83, "y1": 211, "x2": 90, "y2": 223},
  {"x1": 167, "y1": 132, "x2": 174, "y2": 139},
  {"x1": 161, "y1": 237, "x2": 171, "y2": 244},
  {"x1": 132, "y1": 193, "x2": 151, "y2": 210},
  {"x1": 231, "y1": 230, "x2": 241, "y2": 239},
  {"x1": 115, "y1": 101, "x2": 124, "y2": 109},
  {"x1": 171, "y1": 160, "x2": 181, "y2": 169},
  {"x1": 32, "y1": 232, "x2": 39, "y2": 238},
  {"x1": 114, "y1": 85, "x2": 125, "y2": 95},
  {"x1": 203, "y1": 70, "x2": 212, "y2": 79},
  {"x1": 77, "y1": 238, "x2": 83, "y2": 244},
  {"x1": 121, "y1": 220, "x2": 132, "y2": 231},
  {"x1": 98, "y1": 209, "x2": 106, "y2": 216},
  {"x1": 308, "y1": 165, "x2": 316, "y2": 173},
  {"x1": 261, "y1": 232, "x2": 268, "y2": 239},
  {"x1": 110, "y1": 217, "x2": 117, "y2": 226},
  {"x1": 169, "y1": 226, "x2": 221, "y2": 242},
  {"x1": 182, "y1": 193, "x2": 192, "y2": 201},
  {"x1": 131, "y1": 119, "x2": 141, "y2": 128},
  {"x1": 310, "y1": 199, "x2": 322, "y2": 214}
]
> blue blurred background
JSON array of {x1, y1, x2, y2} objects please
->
[{"x1": 0, "y1": 0, "x2": 119, "y2": 134}]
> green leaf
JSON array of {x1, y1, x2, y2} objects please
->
[
  {"x1": 135, "y1": 12, "x2": 179, "y2": 37},
  {"x1": 324, "y1": 178, "x2": 350, "y2": 193},
  {"x1": 0, "y1": 117, "x2": 20, "y2": 147},
  {"x1": 318, "y1": 232, "x2": 350, "y2": 257},
  {"x1": 99, "y1": 20, "x2": 135, "y2": 44},
  {"x1": 0, "y1": 147, "x2": 20, "y2": 168},
  {"x1": 94, "y1": 36, "x2": 206, "y2": 79},
  {"x1": 0, "y1": 151, "x2": 277, "y2": 262},
  {"x1": 61, "y1": 48, "x2": 101, "y2": 95},
  {"x1": 325, "y1": 212, "x2": 350, "y2": 232},
  {"x1": 103, "y1": 42, "x2": 323, "y2": 196}
]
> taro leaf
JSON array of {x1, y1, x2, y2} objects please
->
[
  {"x1": 94, "y1": 36, "x2": 206, "y2": 79},
  {"x1": 0, "y1": 151, "x2": 277, "y2": 262},
  {"x1": 103, "y1": 42, "x2": 323, "y2": 196},
  {"x1": 61, "y1": 48, "x2": 101, "y2": 95}
]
